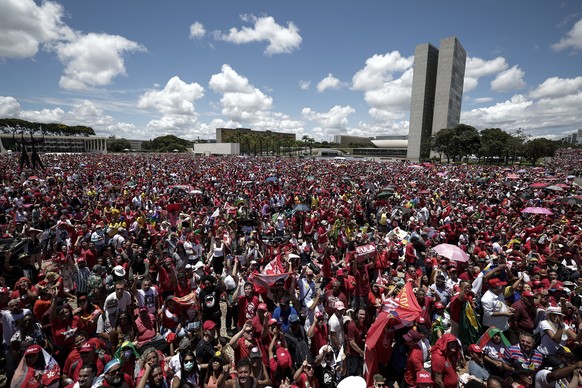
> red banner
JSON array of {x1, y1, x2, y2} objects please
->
[{"x1": 355, "y1": 243, "x2": 376, "y2": 262}]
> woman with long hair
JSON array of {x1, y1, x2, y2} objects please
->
[
  {"x1": 115, "y1": 310, "x2": 138, "y2": 344},
  {"x1": 171, "y1": 349, "x2": 199, "y2": 388},
  {"x1": 204, "y1": 351, "x2": 226, "y2": 388}
]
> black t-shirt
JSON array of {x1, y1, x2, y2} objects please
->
[
  {"x1": 315, "y1": 363, "x2": 337, "y2": 388},
  {"x1": 199, "y1": 285, "x2": 223, "y2": 317}
]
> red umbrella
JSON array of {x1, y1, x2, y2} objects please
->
[{"x1": 530, "y1": 182, "x2": 547, "y2": 188}]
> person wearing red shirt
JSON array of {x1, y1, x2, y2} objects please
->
[
  {"x1": 431, "y1": 333, "x2": 461, "y2": 388},
  {"x1": 229, "y1": 321, "x2": 257, "y2": 364},
  {"x1": 157, "y1": 257, "x2": 177, "y2": 298},
  {"x1": 50, "y1": 299, "x2": 84, "y2": 365},
  {"x1": 69, "y1": 341, "x2": 111, "y2": 383},
  {"x1": 135, "y1": 308, "x2": 159, "y2": 347},
  {"x1": 323, "y1": 280, "x2": 348, "y2": 317},
  {"x1": 403, "y1": 329, "x2": 424, "y2": 388},
  {"x1": 346, "y1": 308, "x2": 366, "y2": 376},
  {"x1": 294, "y1": 359, "x2": 319, "y2": 388},
  {"x1": 307, "y1": 311, "x2": 328, "y2": 356},
  {"x1": 236, "y1": 282, "x2": 260, "y2": 329},
  {"x1": 351, "y1": 259, "x2": 371, "y2": 310}
]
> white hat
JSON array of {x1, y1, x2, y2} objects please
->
[
  {"x1": 113, "y1": 265, "x2": 126, "y2": 277},
  {"x1": 185, "y1": 264, "x2": 192, "y2": 270},
  {"x1": 547, "y1": 306, "x2": 564, "y2": 316},
  {"x1": 193, "y1": 261, "x2": 205, "y2": 270}
]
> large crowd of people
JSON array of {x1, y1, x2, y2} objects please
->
[{"x1": 0, "y1": 148, "x2": 581, "y2": 388}]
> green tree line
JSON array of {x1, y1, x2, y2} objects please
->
[
  {"x1": 0, "y1": 118, "x2": 95, "y2": 136},
  {"x1": 427, "y1": 124, "x2": 574, "y2": 165}
]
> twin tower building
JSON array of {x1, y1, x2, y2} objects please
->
[{"x1": 407, "y1": 36, "x2": 466, "y2": 161}]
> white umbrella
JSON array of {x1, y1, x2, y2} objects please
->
[
  {"x1": 432, "y1": 243, "x2": 470, "y2": 262},
  {"x1": 338, "y1": 376, "x2": 366, "y2": 388}
]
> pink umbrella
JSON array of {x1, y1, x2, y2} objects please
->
[
  {"x1": 521, "y1": 207, "x2": 553, "y2": 215},
  {"x1": 530, "y1": 182, "x2": 547, "y2": 188},
  {"x1": 506, "y1": 174, "x2": 519, "y2": 180},
  {"x1": 432, "y1": 243, "x2": 469, "y2": 262}
]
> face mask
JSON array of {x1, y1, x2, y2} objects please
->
[{"x1": 184, "y1": 361, "x2": 194, "y2": 371}]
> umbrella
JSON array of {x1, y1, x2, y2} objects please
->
[
  {"x1": 560, "y1": 197, "x2": 582, "y2": 206},
  {"x1": 522, "y1": 207, "x2": 553, "y2": 215},
  {"x1": 376, "y1": 191, "x2": 394, "y2": 199},
  {"x1": 432, "y1": 243, "x2": 469, "y2": 262},
  {"x1": 506, "y1": 174, "x2": 519, "y2": 180},
  {"x1": 530, "y1": 182, "x2": 547, "y2": 188},
  {"x1": 189, "y1": 189, "x2": 203, "y2": 195},
  {"x1": 555, "y1": 183, "x2": 570, "y2": 188},
  {"x1": 305, "y1": 175, "x2": 315, "y2": 181},
  {"x1": 545, "y1": 185, "x2": 563, "y2": 191},
  {"x1": 265, "y1": 176, "x2": 278, "y2": 183},
  {"x1": 28, "y1": 176, "x2": 39, "y2": 181},
  {"x1": 418, "y1": 189, "x2": 431, "y2": 194},
  {"x1": 517, "y1": 169, "x2": 528, "y2": 173},
  {"x1": 292, "y1": 204, "x2": 310, "y2": 212}
]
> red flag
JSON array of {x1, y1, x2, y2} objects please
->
[
  {"x1": 364, "y1": 312, "x2": 400, "y2": 387},
  {"x1": 392, "y1": 281, "x2": 423, "y2": 322},
  {"x1": 252, "y1": 272, "x2": 291, "y2": 291}
]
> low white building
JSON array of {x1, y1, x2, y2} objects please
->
[{"x1": 193, "y1": 143, "x2": 240, "y2": 155}]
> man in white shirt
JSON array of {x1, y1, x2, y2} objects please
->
[
  {"x1": 481, "y1": 278, "x2": 514, "y2": 331},
  {"x1": 104, "y1": 280, "x2": 133, "y2": 312},
  {"x1": 328, "y1": 301, "x2": 346, "y2": 355}
]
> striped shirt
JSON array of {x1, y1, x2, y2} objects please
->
[
  {"x1": 502, "y1": 344, "x2": 544, "y2": 370},
  {"x1": 73, "y1": 266, "x2": 91, "y2": 294}
]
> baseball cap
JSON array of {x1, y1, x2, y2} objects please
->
[
  {"x1": 334, "y1": 301, "x2": 346, "y2": 310},
  {"x1": 80, "y1": 341, "x2": 96, "y2": 353},
  {"x1": 435, "y1": 302, "x2": 445, "y2": 309},
  {"x1": 336, "y1": 269, "x2": 344, "y2": 276},
  {"x1": 279, "y1": 296, "x2": 290, "y2": 305},
  {"x1": 468, "y1": 344, "x2": 482, "y2": 353},
  {"x1": 249, "y1": 346, "x2": 262, "y2": 359},
  {"x1": 315, "y1": 311, "x2": 324, "y2": 319},
  {"x1": 203, "y1": 320, "x2": 217, "y2": 331},
  {"x1": 25, "y1": 344, "x2": 42, "y2": 356},
  {"x1": 521, "y1": 290, "x2": 534, "y2": 297},
  {"x1": 416, "y1": 369, "x2": 433, "y2": 384},
  {"x1": 289, "y1": 314, "x2": 300, "y2": 323},
  {"x1": 488, "y1": 278, "x2": 507, "y2": 287},
  {"x1": 277, "y1": 347, "x2": 292, "y2": 368},
  {"x1": 403, "y1": 329, "x2": 421, "y2": 342},
  {"x1": 0, "y1": 287, "x2": 9, "y2": 294},
  {"x1": 257, "y1": 303, "x2": 268, "y2": 311},
  {"x1": 268, "y1": 318, "x2": 279, "y2": 326}
]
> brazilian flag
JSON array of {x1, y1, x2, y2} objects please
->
[{"x1": 459, "y1": 301, "x2": 481, "y2": 346}]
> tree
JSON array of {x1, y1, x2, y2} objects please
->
[
  {"x1": 302, "y1": 135, "x2": 315, "y2": 155},
  {"x1": 521, "y1": 138, "x2": 559, "y2": 165},
  {"x1": 0, "y1": 118, "x2": 96, "y2": 136},
  {"x1": 479, "y1": 128, "x2": 511, "y2": 164},
  {"x1": 431, "y1": 124, "x2": 480, "y2": 162},
  {"x1": 146, "y1": 135, "x2": 191, "y2": 152},
  {"x1": 108, "y1": 138, "x2": 132, "y2": 152},
  {"x1": 431, "y1": 128, "x2": 454, "y2": 163}
]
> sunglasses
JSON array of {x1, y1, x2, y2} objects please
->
[{"x1": 305, "y1": 365, "x2": 313, "y2": 371}]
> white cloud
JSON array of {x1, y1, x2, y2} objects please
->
[
  {"x1": 317, "y1": 74, "x2": 343, "y2": 93},
  {"x1": 464, "y1": 56, "x2": 508, "y2": 92},
  {"x1": 364, "y1": 68, "x2": 414, "y2": 115},
  {"x1": 56, "y1": 33, "x2": 146, "y2": 91},
  {"x1": 0, "y1": 96, "x2": 21, "y2": 117},
  {"x1": 490, "y1": 65, "x2": 526, "y2": 92},
  {"x1": 552, "y1": 18, "x2": 582, "y2": 51},
  {"x1": 138, "y1": 76, "x2": 205, "y2": 115},
  {"x1": 0, "y1": 0, "x2": 74, "y2": 58},
  {"x1": 528, "y1": 76, "x2": 582, "y2": 99},
  {"x1": 299, "y1": 80, "x2": 310, "y2": 90},
  {"x1": 215, "y1": 15, "x2": 302, "y2": 55},
  {"x1": 301, "y1": 105, "x2": 355, "y2": 131},
  {"x1": 471, "y1": 97, "x2": 494, "y2": 104},
  {"x1": 209, "y1": 64, "x2": 273, "y2": 122},
  {"x1": 352, "y1": 51, "x2": 413, "y2": 91},
  {"x1": 19, "y1": 107, "x2": 65, "y2": 123},
  {"x1": 189, "y1": 22, "x2": 206, "y2": 39},
  {"x1": 137, "y1": 76, "x2": 205, "y2": 135}
]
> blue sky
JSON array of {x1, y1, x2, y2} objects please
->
[{"x1": 0, "y1": 0, "x2": 581, "y2": 142}]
